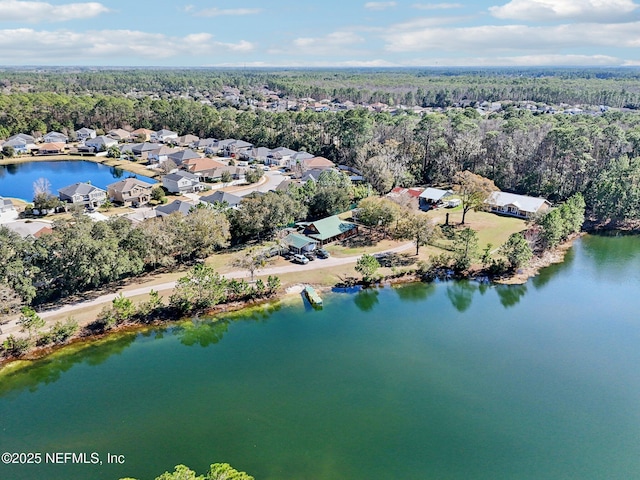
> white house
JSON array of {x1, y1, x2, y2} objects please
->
[
  {"x1": 419, "y1": 188, "x2": 453, "y2": 209},
  {"x1": 487, "y1": 192, "x2": 551, "y2": 219},
  {"x1": 266, "y1": 147, "x2": 297, "y2": 166},
  {"x1": 85, "y1": 135, "x2": 118, "y2": 152},
  {"x1": 162, "y1": 171, "x2": 205, "y2": 194},
  {"x1": 152, "y1": 129, "x2": 178, "y2": 143},
  {"x1": 75, "y1": 128, "x2": 97, "y2": 141},
  {"x1": 58, "y1": 182, "x2": 107, "y2": 209},
  {"x1": 43, "y1": 131, "x2": 68, "y2": 143}
]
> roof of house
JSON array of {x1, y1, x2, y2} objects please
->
[
  {"x1": 150, "y1": 145, "x2": 178, "y2": 156},
  {"x1": 4, "y1": 220, "x2": 52, "y2": 238},
  {"x1": 8, "y1": 133, "x2": 35, "y2": 143},
  {"x1": 389, "y1": 187, "x2": 424, "y2": 198},
  {"x1": 87, "y1": 135, "x2": 118, "y2": 146},
  {"x1": 76, "y1": 127, "x2": 96, "y2": 134},
  {"x1": 182, "y1": 157, "x2": 225, "y2": 172},
  {"x1": 58, "y1": 182, "x2": 106, "y2": 197},
  {"x1": 200, "y1": 191, "x2": 243, "y2": 206},
  {"x1": 132, "y1": 128, "x2": 154, "y2": 135},
  {"x1": 155, "y1": 129, "x2": 177, "y2": 136},
  {"x1": 107, "y1": 128, "x2": 131, "y2": 139},
  {"x1": 163, "y1": 171, "x2": 200, "y2": 183},
  {"x1": 38, "y1": 142, "x2": 65, "y2": 151},
  {"x1": 251, "y1": 146, "x2": 272, "y2": 157},
  {"x1": 177, "y1": 134, "x2": 199, "y2": 144},
  {"x1": 130, "y1": 142, "x2": 159, "y2": 154},
  {"x1": 156, "y1": 200, "x2": 196, "y2": 217},
  {"x1": 303, "y1": 156, "x2": 335, "y2": 169},
  {"x1": 1, "y1": 196, "x2": 15, "y2": 209},
  {"x1": 304, "y1": 215, "x2": 357, "y2": 241},
  {"x1": 44, "y1": 131, "x2": 68, "y2": 140},
  {"x1": 107, "y1": 178, "x2": 155, "y2": 192},
  {"x1": 301, "y1": 168, "x2": 326, "y2": 182},
  {"x1": 283, "y1": 232, "x2": 318, "y2": 250},
  {"x1": 168, "y1": 149, "x2": 201, "y2": 162},
  {"x1": 270, "y1": 146, "x2": 297, "y2": 156},
  {"x1": 487, "y1": 192, "x2": 550, "y2": 213},
  {"x1": 194, "y1": 138, "x2": 218, "y2": 148},
  {"x1": 419, "y1": 187, "x2": 453, "y2": 201}
]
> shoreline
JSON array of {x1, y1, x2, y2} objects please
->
[{"x1": 0, "y1": 233, "x2": 586, "y2": 369}]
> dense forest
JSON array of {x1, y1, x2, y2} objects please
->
[{"x1": 3, "y1": 67, "x2": 640, "y2": 107}]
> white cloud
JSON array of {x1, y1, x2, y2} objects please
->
[
  {"x1": 195, "y1": 7, "x2": 262, "y2": 17},
  {"x1": 364, "y1": 2, "x2": 397, "y2": 10},
  {"x1": 404, "y1": 54, "x2": 625, "y2": 66},
  {"x1": 0, "y1": 0, "x2": 109, "y2": 22},
  {"x1": 277, "y1": 31, "x2": 366, "y2": 56},
  {"x1": 383, "y1": 21, "x2": 640, "y2": 52},
  {"x1": 0, "y1": 29, "x2": 255, "y2": 63},
  {"x1": 412, "y1": 3, "x2": 463, "y2": 9},
  {"x1": 489, "y1": 0, "x2": 639, "y2": 23}
]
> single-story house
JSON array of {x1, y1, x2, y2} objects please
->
[
  {"x1": 107, "y1": 178, "x2": 155, "y2": 207},
  {"x1": 123, "y1": 142, "x2": 158, "y2": 159},
  {"x1": 247, "y1": 146, "x2": 272, "y2": 163},
  {"x1": 193, "y1": 138, "x2": 218, "y2": 150},
  {"x1": 176, "y1": 134, "x2": 199, "y2": 147},
  {"x1": 43, "y1": 131, "x2": 68, "y2": 143},
  {"x1": 200, "y1": 191, "x2": 242, "y2": 208},
  {"x1": 37, "y1": 142, "x2": 66, "y2": 155},
  {"x1": 58, "y1": 182, "x2": 107, "y2": 208},
  {"x1": 156, "y1": 199, "x2": 196, "y2": 217},
  {"x1": 225, "y1": 139, "x2": 253, "y2": 157},
  {"x1": 162, "y1": 171, "x2": 205, "y2": 194},
  {"x1": 293, "y1": 156, "x2": 335, "y2": 171},
  {"x1": 8, "y1": 133, "x2": 36, "y2": 144},
  {"x1": 419, "y1": 187, "x2": 453, "y2": 209},
  {"x1": 301, "y1": 215, "x2": 358, "y2": 245},
  {"x1": 282, "y1": 232, "x2": 318, "y2": 254},
  {"x1": 131, "y1": 128, "x2": 154, "y2": 141},
  {"x1": 182, "y1": 157, "x2": 226, "y2": 174},
  {"x1": 486, "y1": 192, "x2": 551, "y2": 219},
  {"x1": 151, "y1": 129, "x2": 179, "y2": 143},
  {"x1": 85, "y1": 135, "x2": 118, "y2": 152},
  {"x1": 198, "y1": 165, "x2": 247, "y2": 182},
  {"x1": 386, "y1": 187, "x2": 424, "y2": 209},
  {"x1": 1, "y1": 196, "x2": 16, "y2": 214},
  {"x1": 4, "y1": 220, "x2": 52, "y2": 238},
  {"x1": 107, "y1": 129, "x2": 131, "y2": 142},
  {"x1": 75, "y1": 127, "x2": 97, "y2": 141}
]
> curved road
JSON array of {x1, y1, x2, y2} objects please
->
[{"x1": 0, "y1": 241, "x2": 413, "y2": 341}]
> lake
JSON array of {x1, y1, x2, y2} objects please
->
[
  {"x1": 0, "y1": 161, "x2": 157, "y2": 201},
  {"x1": 1, "y1": 234, "x2": 640, "y2": 480}
]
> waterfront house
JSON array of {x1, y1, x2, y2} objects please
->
[
  {"x1": 107, "y1": 178, "x2": 154, "y2": 206},
  {"x1": 75, "y1": 128, "x2": 97, "y2": 142},
  {"x1": 123, "y1": 142, "x2": 158, "y2": 160},
  {"x1": 8, "y1": 133, "x2": 36, "y2": 144},
  {"x1": 148, "y1": 145, "x2": 179, "y2": 164},
  {"x1": 58, "y1": 182, "x2": 107, "y2": 209},
  {"x1": 161, "y1": 171, "x2": 204, "y2": 194},
  {"x1": 37, "y1": 142, "x2": 66, "y2": 155},
  {"x1": 3, "y1": 137, "x2": 34, "y2": 154},
  {"x1": 85, "y1": 135, "x2": 118, "y2": 152},
  {"x1": 486, "y1": 192, "x2": 551, "y2": 219},
  {"x1": 301, "y1": 215, "x2": 358, "y2": 245}
]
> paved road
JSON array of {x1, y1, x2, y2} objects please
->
[{"x1": 0, "y1": 241, "x2": 413, "y2": 341}]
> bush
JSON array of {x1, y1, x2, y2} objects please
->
[{"x1": 2, "y1": 335, "x2": 31, "y2": 357}]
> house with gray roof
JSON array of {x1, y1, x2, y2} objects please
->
[
  {"x1": 266, "y1": 147, "x2": 297, "y2": 166},
  {"x1": 194, "y1": 138, "x2": 218, "y2": 150},
  {"x1": 85, "y1": 135, "x2": 118, "y2": 152},
  {"x1": 419, "y1": 188, "x2": 453, "y2": 209},
  {"x1": 162, "y1": 171, "x2": 204, "y2": 194},
  {"x1": 176, "y1": 134, "x2": 200, "y2": 147},
  {"x1": 200, "y1": 191, "x2": 242, "y2": 208},
  {"x1": 43, "y1": 131, "x2": 68, "y2": 143},
  {"x1": 151, "y1": 129, "x2": 178, "y2": 143},
  {"x1": 3, "y1": 137, "x2": 34, "y2": 154},
  {"x1": 247, "y1": 146, "x2": 272, "y2": 163},
  {"x1": 8, "y1": 133, "x2": 36, "y2": 144},
  {"x1": 487, "y1": 192, "x2": 551, "y2": 219},
  {"x1": 75, "y1": 127, "x2": 97, "y2": 142},
  {"x1": 168, "y1": 149, "x2": 201, "y2": 166},
  {"x1": 58, "y1": 182, "x2": 107, "y2": 208},
  {"x1": 107, "y1": 178, "x2": 155, "y2": 206},
  {"x1": 156, "y1": 199, "x2": 196, "y2": 217}
]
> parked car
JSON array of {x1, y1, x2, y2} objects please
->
[
  {"x1": 292, "y1": 254, "x2": 309, "y2": 265},
  {"x1": 315, "y1": 248, "x2": 330, "y2": 259},
  {"x1": 304, "y1": 252, "x2": 316, "y2": 261}
]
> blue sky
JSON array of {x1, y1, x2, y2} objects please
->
[{"x1": 0, "y1": 0, "x2": 639, "y2": 66}]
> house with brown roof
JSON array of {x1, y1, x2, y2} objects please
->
[
  {"x1": 176, "y1": 134, "x2": 200, "y2": 147},
  {"x1": 107, "y1": 178, "x2": 155, "y2": 207},
  {"x1": 107, "y1": 129, "x2": 132, "y2": 142},
  {"x1": 37, "y1": 142, "x2": 66, "y2": 155},
  {"x1": 182, "y1": 157, "x2": 226, "y2": 174},
  {"x1": 131, "y1": 128, "x2": 154, "y2": 141},
  {"x1": 300, "y1": 156, "x2": 335, "y2": 171}
]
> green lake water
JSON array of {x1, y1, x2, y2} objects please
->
[{"x1": 1, "y1": 234, "x2": 640, "y2": 480}]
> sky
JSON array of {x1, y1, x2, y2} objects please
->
[{"x1": 0, "y1": 0, "x2": 639, "y2": 67}]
